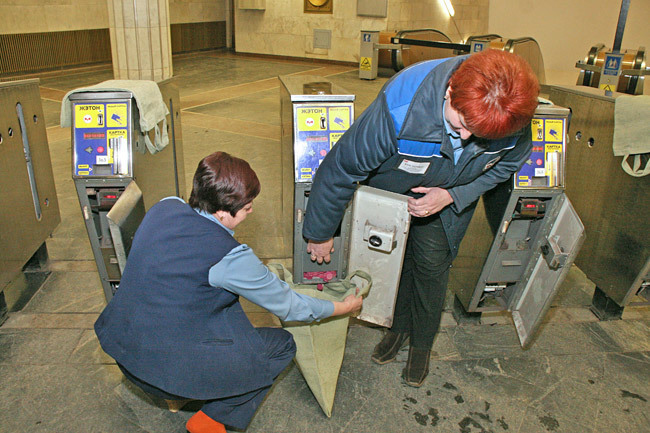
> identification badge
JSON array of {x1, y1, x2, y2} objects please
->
[
  {"x1": 483, "y1": 156, "x2": 501, "y2": 171},
  {"x1": 397, "y1": 159, "x2": 430, "y2": 174}
]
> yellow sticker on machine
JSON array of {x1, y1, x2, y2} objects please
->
[
  {"x1": 546, "y1": 143, "x2": 563, "y2": 152},
  {"x1": 75, "y1": 104, "x2": 104, "y2": 128},
  {"x1": 107, "y1": 129, "x2": 127, "y2": 163},
  {"x1": 328, "y1": 106, "x2": 351, "y2": 130},
  {"x1": 531, "y1": 119, "x2": 543, "y2": 141},
  {"x1": 106, "y1": 103, "x2": 128, "y2": 128},
  {"x1": 545, "y1": 119, "x2": 563, "y2": 142},
  {"x1": 297, "y1": 107, "x2": 327, "y2": 131},
  {"x1": 360, "y1": 57, "x2": 372, "y2": 71},
  {"x1": 330, "y1": 132, "x2": 344, "y2": 147}
]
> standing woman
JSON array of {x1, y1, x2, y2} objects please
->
[{"x1": 94, "y1": 151, "x2": 362, "y2": 433}]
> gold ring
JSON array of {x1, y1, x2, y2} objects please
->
[{"x1": 424, "y1": 210, "x2": 429, "y2": 215}]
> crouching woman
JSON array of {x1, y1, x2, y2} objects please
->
[{"x1": 94, "y1": 151, "x2": 362, "y2": 433}]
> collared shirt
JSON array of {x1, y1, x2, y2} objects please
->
[
  {"x1": 160, "y1": 197, "x2": 333, "y2": 321},
  {"x1": 443, "y1": 100, "x2": 464, "y2": 164}
]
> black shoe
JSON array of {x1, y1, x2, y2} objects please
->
[
  {"x1": 371, "y1": 331, "x2": 409, "y2": 365},
  {"x1": 402, "y1": 346, "x2": 430, "y2": 387}
]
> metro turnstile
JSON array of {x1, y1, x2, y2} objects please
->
[
  {"x1": 450, "y1": 104, "x2": 585, "y2": 348},
  {"x1": 360, "y1": 31, "x2": 546, "y2": 86},
  {"x1": 0, "y1": 79, "x2": 61, "y2": 322},
  {"x1": 279, "y1": 75, "x2": 355, "y2": 284},
  {"x1": 546, "y1": 85, "x2": 649, "y2": 319},
  {"x1": 70, "y1": 80, "x2": 185, "y2": 301}
]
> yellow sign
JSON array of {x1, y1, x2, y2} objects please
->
[
  {"x1": 360, "y1": 57, "x2": 372, "y2": 71},
  {"x1": 75, "y1": 104, "x2": 104, "y2": 128},
  {"x1": 107, "y1": 129, "x2": 127, "y2": 163},
  {"x1": 546, "y1": 143, "x2": 563, "y2": 152},
  {"x1": 599, "y1": 83, "x2": 614, "y2": 91},
  {"x1": 545, "y1": 119, "x2": 563, "y2": 142},
  {"x1": 328, "y1": 106, "x2": 350, "y2": 130},
  {"x1": 106, "y1": 103, "x2": 128, "y2": 128},
  {"x1": 531, "y1": 119, "x2": 543, "y2": 142},
  {"x1": 330, "y1": 132, "x2": 344, "y2": 147},
  {"x1": 297, "y1": 107, "x2": 327, "y2": 131}
]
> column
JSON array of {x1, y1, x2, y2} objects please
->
[{"x1": 107, "y1": 0, "x2": 173, "y2": 81}]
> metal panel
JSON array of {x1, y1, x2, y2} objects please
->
[
  {"x1": 70, "y1": 82, "x2": 186, "y2": 300},
  {"x1": 0, "y1": 79, "x2": 60, "y2": 290},
  {"x1": 279, "y1": 75, "x2": 355, "y2": 278},
  {"x1": 547, "y1": 85, "x2": 649, "y2": 306},
  {"x1": 133, "y1": 79, "x2": 187, "y2": 208},
  {"x1": 107, "y1": 181, "x2": 145, "y2": 275},
  {"x1": 349, "y1": 186, "x2": 410, "y2": 327},
  {"x1": 512, "y1": 194, "x2": 585, "y2": 348},
  {"x1": 293, "y1": 183, "x2": 351, "y2": 284}
]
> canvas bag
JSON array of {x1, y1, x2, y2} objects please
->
[
  {"x1": 613, "y1": 94, "x2": 650, "y2": 177},
  {"x1": 267, "y1": 264, "x2": 371, "y2": 417}
]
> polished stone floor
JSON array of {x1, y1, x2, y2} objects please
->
[{"x1": 1, "y1": 51, "x2": 649, "y2": 433}]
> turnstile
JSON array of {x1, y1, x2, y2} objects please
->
[
  {"x1": 0, "y1": 79, "x2": 60, "y2": 321},
  {"x1": 450, "y1": 104, "x2": 585, "y2": 348},
  {"x1": 279, "y1": 76, "x2": 355, "y2": 284},
  {"x1": 359, "y1": 31, "x2": 546, "y2": 86},
  {"x1": 546, "y1": 85, "x2": 649, "y2": 319},
  {"x1": 70, "y1": 80, "x2": 185, "y2": 301}
]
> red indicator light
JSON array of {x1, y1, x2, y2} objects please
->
[
  {"x1": 105, "y1": 194, "x2": 117, "y2": 199},
  {"x1": 536, "y1": 158, "x2": 543, "y2": 165},
  {"x1": 97, "y1": 146, "x2": 105, "y2": 153},
  {"x1": 525, "y1": 204, "x2": 536, "y2": 208}
]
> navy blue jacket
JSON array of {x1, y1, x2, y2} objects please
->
[
  {"x1": 303, "y1": 56, "x2": 532, "y2": 258},
  {"x1": 94, "y1": 199, "x2": 274, "y2": 399}
]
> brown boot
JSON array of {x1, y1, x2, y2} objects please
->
[
  {"x1": 402, "y1": 346, "x2": 430, "y2": 387},
  {"x1": 371, "y1": 331, "x2": 409, "y2": 364}
]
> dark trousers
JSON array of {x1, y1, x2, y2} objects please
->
[
  {"x1": 390, "y1": 214, "x2": 453, "y2": 349},
  {"x1": 119, "y1": 327, "x2": 296, "y2": 430}
]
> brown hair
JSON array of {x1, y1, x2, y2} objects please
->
[
  {"x1": 448, "y1": 49, "x2": 540, "y2": 139},
  {"x1": 189, "y1": 152, "x2": 260, "y2": 216}
]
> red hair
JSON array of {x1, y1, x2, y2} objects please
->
[{"x1": 448, "y1": 49, "x2": 539, "y2": 139}]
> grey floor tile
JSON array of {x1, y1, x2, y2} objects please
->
[
  {"x1": 0, "y1": 328, "x2": 84, "y2": 364},
  {"x1": 20, "y1": 271, "x2": 106, "y2": 314},
  {"x1": 187, "y1": 88, "x2": 280, "y2": 126}
]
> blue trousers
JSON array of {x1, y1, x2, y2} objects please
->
[
  {"x1": 390, "y1": 214, "x2": 453, "y2": 349},
  {"x1": 119, "y1": 327, "x2": 296, "y2": 430}
]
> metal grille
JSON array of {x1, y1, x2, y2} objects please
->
[
  {"x1": 170, "y1": 21, "x2": 226, "y2": 54},
  {"x1": 0, "y1": 29, "x2": 112, "y2": 77}
]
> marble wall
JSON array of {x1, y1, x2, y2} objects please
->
[
  {"x1": 234, "y1": 0, "x2": 488, "y2": 63},
  {"x1": 168, "y1": 0, "x2": 226, "y2": 24},
  {"x1": 386, "y1": 0, "x2": 488, "y2": 43},
  {"x1": 489, "y1": 0, "x2": 650, "y2": 88},
  {"x1": 0, "y1": 0, "x2": 109, "y2": 34}
]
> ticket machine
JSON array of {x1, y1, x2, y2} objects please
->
[
  {"x1": 450, "y1": 104, "x2": 585, "y2": 348},
  {"x1": 280, "y1": 76, "x2": 355, "y2": 284},
  {"x1": 70, "y1": 80, "x2": 185, "y2": 300}
]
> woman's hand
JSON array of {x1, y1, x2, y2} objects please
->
[
  {"x1": 307, "y1": 238, "x2": 335, "y2": 264},
  {"x1": 332, "y1": 289, "x2": 363, "y2": 316},
  {"x1": 407, "y1": 186, "x2": 453, "y2": 217}
]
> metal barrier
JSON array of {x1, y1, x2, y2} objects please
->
[
  {"x1": 0, "y1": 79, "x2": 61, "y2": 319},
  {"x1": 359, "y1": 31, "x2": 547, "y2": 85}
]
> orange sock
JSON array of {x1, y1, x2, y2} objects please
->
[{"x1": 186, "y1": 410, "x2": 226, "y2": 433}]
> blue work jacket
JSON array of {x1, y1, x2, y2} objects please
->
[{"x1": 303, "y1": 56, "x2": 532, "y2": 258}]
